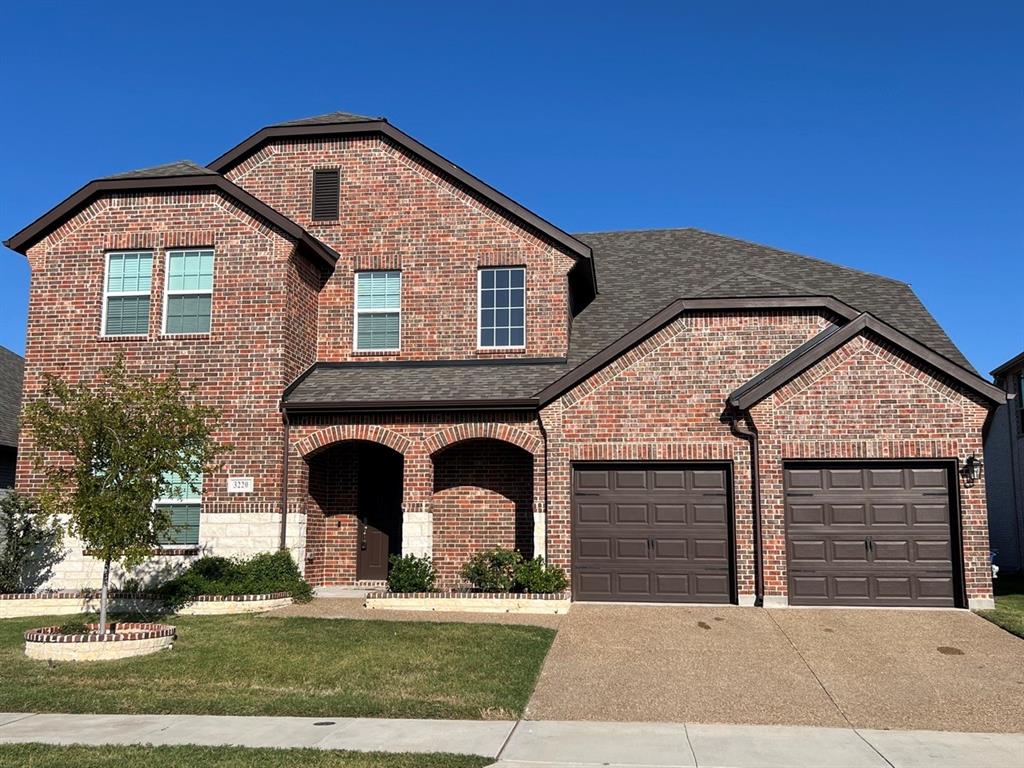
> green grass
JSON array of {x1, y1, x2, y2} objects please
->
[
  {"x1": 976, "y1": 573, "x2": 1024, "y2": 639},
  {"x1": 0, "y1": 744, "x2": 489, "y2": 768},
  {"x1": 0, "y1": 613, "x2": 554, "y2": 719}
]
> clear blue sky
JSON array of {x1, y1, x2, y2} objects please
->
[{"x1": 1, "y1": 1, "x2": 1020, "y2": 374}]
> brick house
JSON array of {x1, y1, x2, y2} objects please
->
[{"x1": 4, "y1": 111, "x2": 1004, "y2": 609}]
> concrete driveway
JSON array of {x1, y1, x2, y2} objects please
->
[{"x1": 525, "y1": 604, "x2": 1024, "y2": 733}]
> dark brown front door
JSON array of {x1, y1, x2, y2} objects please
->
[
  {"x1": 356, "y1": 444, "x2": 403, "y2": 581},
  {"x1": 571, "y1": 464, "x2": 733, "y2": 603},
  {"x1": 785, "y1": 463, "x2": 958, "y2": 607}
]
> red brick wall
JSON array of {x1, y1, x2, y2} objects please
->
[
  {"x1": 224, "y1": 136, "x2": 576, "y2": 363},
  {"x1": 305, "y1": 442, "x2": 362, "y2": 585},
  {"x1": 752, "y1": 334, "x2": 992, "y2": 600},
  {"x1": 543, "y1": 310, "x2": 835, "y2": 596},
  {"x1": 432, "y1": 439, "x2": 534, "y2": 585},
  {"x1": 17, "y1": 192, "x2": 323, "y2": 519}
]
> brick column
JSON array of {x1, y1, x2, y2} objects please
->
[{"x1": 402, "y1": 443, "x2": 434, "y2": 559}]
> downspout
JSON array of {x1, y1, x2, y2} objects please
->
[
  {"x1": 278, "y1": 406, "x2": 291, "y2": 551},
  {"x1": 538, "y1": 411, "x2": 550, "y2": 562},
  {"x1": 728, "y1": 407, "x2": 764, "y2": 607}
]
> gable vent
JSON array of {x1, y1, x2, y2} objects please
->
[{"x1": 312, "y1": 169, "x2": 340, "y2": 220}]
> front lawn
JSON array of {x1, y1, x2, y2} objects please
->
[
  {"x1": 976, "y1": 573, "x2": 1024, "y2": 639},
  {"x1": 0, "y1": 744, "x2": 488, "y2": 768},
  {"x1": 0, "y1": 614, "x2": 554, "y2": 719}
]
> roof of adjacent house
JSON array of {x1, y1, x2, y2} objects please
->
[
  {"x1": 992, "y1": 350, "x2": 1024, "y2": 379},
  {"x1": 0, "y1": 347, "x2": 25, "y2": 449},
  {"x1": 285, "y1": 228, "x2": 1002, "y2": 410},
  {"x1": 271, "y1": 111, "x2": 380, "y2": 127},
  {"x1": 103, "y1": 160, "x2": 215, "y2": 180}
]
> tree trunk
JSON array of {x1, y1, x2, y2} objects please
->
[{"x1": 98, "y1": 557, "x2": 112, "y2": 634}]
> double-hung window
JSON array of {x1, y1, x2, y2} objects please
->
[
  {"x1": 478, "y1": 267, "x2": 525, "y2": 348},
  {"x1": 103, "y1": 251, "x2": 153, "y2": 336},
  {"x1": 164, "y1": 249, "x2": 214, "y2": 334},
  {"x1": 354, "y1": 271, "x2": 401, "y2": 351},
  {"x1": 155, "y1": 471, "x2": 202, "y2": 547}
]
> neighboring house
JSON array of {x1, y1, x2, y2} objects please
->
[
  {"x1": 984, "y1": 351, "x2": 1024, "y2": 574},
  {"x1": 3, "y1": 111, "x2": 1005, "y2": 609},
  {"x1": 0, "y1": 346, "x2": 25, "y2": 491}
]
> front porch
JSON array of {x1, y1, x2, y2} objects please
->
[{"x1": 292, "y1": 420, "x2": 546, "y2": 589}]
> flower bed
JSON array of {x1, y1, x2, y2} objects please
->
[
  {"x1": 365, "y1": 590, "x2": 571, "y2": 614},
  {"x1": 24, "y1": 622, "x2": 175, "y2": 661}
]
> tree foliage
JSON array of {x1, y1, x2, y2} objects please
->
[{"x1": 21, "y1": 358, "x2": 230, "y2": 629}]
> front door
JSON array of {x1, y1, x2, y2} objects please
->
[{"x1": 356, "y1": 444, "x2": 403, "y2": 581}]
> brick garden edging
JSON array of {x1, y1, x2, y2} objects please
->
[
  {"x1": 24, "y1": 622, "x2": 176, "y2": 662},
  {"x1": 364, "y1": 591, "x2": 571, "y2": 614},
  {"x1": 0, "y1": 591, "x2": 292, "y2": 618}
]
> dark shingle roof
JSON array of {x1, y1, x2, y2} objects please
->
[
  {"x1": 271, "y1": 111, "x2": 380, "y2": 127},
  {"x1": 0, "y1": 347, "x2": 24, "y2": 448},
  {"x1": 103, "y1": 160, "x2": 215, "y2": 180},
  {"x1": 286, "y1": 360, "x2": 570, "y2": 406},
  {"x1": 567, "y1": 228, "x2": 972, "y2": 371}
]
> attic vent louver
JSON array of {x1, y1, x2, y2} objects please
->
[{"x1": 312, "y1": 169, "x2": 340, "y2": 220}]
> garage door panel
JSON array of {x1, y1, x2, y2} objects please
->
[
  {"x1": 654, "y1": 538, "x2": 688, "y2": 559},
  {"x1": 693, "y1": 502, "x2": 728, "y2": 525},
  {"x1": 653, "y1": 503, "x2": 687, "y2": 524},
  {"x1": 577, "y1": 502, "x2": 611, "y2": 525},
  {"x1": 785, "y1": 464, "x2": 956, "y2": 607},
  {"x1": 572, "y1": 464, "x2": 733, "y2": 603}
]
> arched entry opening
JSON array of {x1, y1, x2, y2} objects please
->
[
  {"x1": 431, "y1": 438, "x2": 534, "y2": 586},
  {"x1": 307, "y1": 440, "x2": 403, "y2": 584}
]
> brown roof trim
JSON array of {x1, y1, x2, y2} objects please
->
[
  {"x1": 282, "y1": 398, "x2": 538, "y2": 414},
  {"x1": 4, "y1": 174, "x2": 340, "y2": 269},
  {"x1": 992, "y1": 350, "x2": 1024, "y2": 379},
  {"x1": 207, "y1": 119, "x2": 594, "y2": 267},
  {"x1": 728, "y1": 313, "x2": 1005, "y2": 409},
  {"x1": 534, "y1": 296, "x2": 862, "y2": 406}
]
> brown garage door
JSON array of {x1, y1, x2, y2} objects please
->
[
  {"x1": 785, "y1": 463, "x2": 958, "y2": 607},
  {"x1": 572, "y1": 464, "x2": 733, "y2": 603}
]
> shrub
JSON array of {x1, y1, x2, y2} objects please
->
[
  {"x1": 157, "y1": 550, "x2": 313, "y2": 607},
  {"x1": 460, "y1": 547, "x2": 524, "y2": 592},
  {"x1": 513, "y1": 557, "x2": 569, "y2": 594},
  {"x1": 0, "y1": 492, "x2": 61, "y2": 594},
  {"x1": 387, "y1": 554, "x2": 437, "y2": 593},
  {"x1": 56, "y1": 621, "x2": 91, "y2": 635}
]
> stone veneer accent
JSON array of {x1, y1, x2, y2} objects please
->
[
  {"x1": 24, "y1": 623, "x2": 175, "y2": 662},
  {"x1": 365, "y1": 591, "x2": 570, "y2": 614}
]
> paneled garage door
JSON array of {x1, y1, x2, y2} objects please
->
[
  {"x1": 571, "y1": 464, "x2": 733, "y2": 603},
  {"x1": 785, "y1": 463, "x2": 958, "y2": 607}
]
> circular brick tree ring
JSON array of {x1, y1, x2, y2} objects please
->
[{"x1": 24, "y1": 623, "x2": 176, "y2": 662}]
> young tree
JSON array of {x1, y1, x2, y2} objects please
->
[{"x1": 22, "y1": 358, "x2": 229, "y2": 632}]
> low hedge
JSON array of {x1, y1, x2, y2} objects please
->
[
  {"x1": 461, "y1": 547, "x2": 568, "y2": 594},
  {"x1": 386, "y1": 554, "x2": 437, "y2": 593},
  {"x1": 157, "y1": 550, "x2": 313, "y2": 607}
]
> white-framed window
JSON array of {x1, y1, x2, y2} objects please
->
[
  {"x1": 478, "y1": 267, "x2": 525, "y2": 348},
  {"x1": 163, "y1": 249, "x2": 214, "y2": 335},
  {"x1": 155, "y1": 470, "x2": 202, "y2": 547},
  {"x1": 354, "y1": 270, "x2": 401, "y2": 351},
  {"x1": 102, "y1": 251, "x2": 153, "y2": 336}
]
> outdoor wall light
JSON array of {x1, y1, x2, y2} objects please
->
[{"x1": 960, "y1": 455, "x2": 983, "y2": 485}]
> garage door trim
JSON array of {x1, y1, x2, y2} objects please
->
[{"x1": 570, "y1": 461, "x2": 737, "y2": 604}]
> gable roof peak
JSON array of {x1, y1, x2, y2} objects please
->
[
  {"x1": 103, "y1": 160, "x2": 216, "y2": 180},
  {"x1": 270, "y1": 111, "x2": 382, "y2": 127}
]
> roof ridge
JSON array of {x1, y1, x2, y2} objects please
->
[
  {"x1": 686, "y1": 228, "x2": 910, "y2": 288},
  {"x1": 103, "y1": 160, "x2": 217, "y2": 180}
]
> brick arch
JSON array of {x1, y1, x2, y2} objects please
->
[
  {"x1": 294, "y1": 424, "x2": 412, "y2": 458},
  {"x1": 424, "y1": 423, "x2": 542, "y2": 457}
]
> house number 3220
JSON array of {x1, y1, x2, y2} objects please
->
[{"x1": 227, "y1": 477, "x2": 254, "y2": 494}]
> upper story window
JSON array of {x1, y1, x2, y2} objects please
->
[
  {"x1": 103, "y1": 251, "x2": 153, "y2": 336},
  {"x1": 164, "y1": 249, "x2": 214, "y2": 335},
  {"x1": 354, "y1": 270, "x2": 401, "y2": 351},
  {"x1": 155, "y1": 470, "x2": 201, "y2": 547},
  {"x1": 312, "y1": 169, "x2": 340, "y2": 220},
  {"x1": 478, "y1": 267, "x2": 525, "y2": 348}
]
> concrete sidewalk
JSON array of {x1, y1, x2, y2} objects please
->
[{"x1": 1, "y1": 713, "x2": 1022, "y2": 767}]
